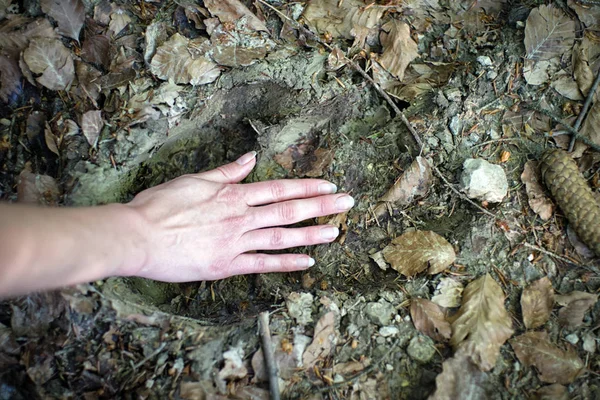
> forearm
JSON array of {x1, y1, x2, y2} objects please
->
[{"x1": 0, "y1": 203, "x2": 147, "y2": 297}]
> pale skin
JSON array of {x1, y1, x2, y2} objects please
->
[{"x1": 0, "y1": 151, "x2": 354, "y2": 298}]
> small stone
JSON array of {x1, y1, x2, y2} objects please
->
[
  {"x1": 460, "y1": 158, "x2": 508, "y2": 203},
  {"x1": 489, "y1": 128, "x2": 501, "y2": 140},
  {"x1": 333, "y1": 374, "x2": 345, "y2": 383},
  {"x1": 583, "y1": 333, "x2": 596, "y2": 353},
  {"x1": 565, "y1": 333, "x2": 579, "y2": 345},
  {"x1": 487, "y1": 70, "x2": 498, "y2": 80},
  {"x1": 444, "y1": 88, "x2": 462, "y2": 103},
  {"x1": 379, "y1": 326, "x2": 399, "y2": 337},
  {"x1": 385, "y1": 364, "x2": 394, "y2": 371},
  {"x1": 407, "y1": 335, "x2": 436, "y2": 363},
  {"x1": 286, "y1": 292, "x2": 314, "y2": 325},
  {"x1": 364, "y1": 299, "x2": 396, "y2": 326},
  {"x1": 477, "y1": 55, "x2": 493, "y2": 67},
  {"x1": 449, "y1": 115, "x2": 463, "y2": 136}
]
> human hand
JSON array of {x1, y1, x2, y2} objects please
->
[{"x1": 122, "y1": 151, "x2": 354, "y2": 282}]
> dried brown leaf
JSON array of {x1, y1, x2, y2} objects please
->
[
  {"x1": 382, "y1": 230, "x2": 455, "y2": 277},
  {"x1": 521, "y1": 276, "x2": 554, "y2": 330},
  {"x1": 302, "y1": 311, "x2": 337, "y2": 370},
  {"x1": 428, "y1": 350, "x2": 487, "y2": 400},
  {"x1": 109, "y1": 8, "x2": 131, "y2": 36},
  {"x1": 432, "y1": 278, "x2": 464, "y2": 308},
  {"x1": 23, "y1": 38, "x2": 74, "y2": 91},
  {"x1": 568, "y1": 0, "x2": 600, "y2": 32},
  {"x1": 212, "y1": 46, "x2": 267, "y2": 68},
  {"x1": 374, "y1": 156, "x2": 432, "y2": 217},
  {"x1": 524, "y1": 5, "x2": 576, "y2": 61},
  {"x1": 204, "y1": 0, "x2": 267, "y2": 32},
  {"x1": 450, "y1": 274, "x2": 514, "y2": 371},
  {"x1": 410, "y1": 298, "x2": 451, "y2": 342},
  {"x1": 0, "y1": 54, "x2": 20, "y2": 102},
  {"x1": 532, "y1": 384, "x2": 568, "y2": 400},
  {"x1": 555, "y1": 291, "x2": 598, "y2": 328},
  {"x1": 523, "y1": 58, "x2": 559, "y2": 86},
  {"x1": 580, "y1": 101, "x2": 600, "y2": 148},
  {"x1": 521, "y1": 161, "x2": 554, "y2": 221},
  {"x1": 17, "y1": 165, "x2": 60, "y2": 205},
  {"x1": 150, "y1": 33, "x2": 220, "y2": 86},
  {"x1": 300, "y1": 148, "x2": 334, "y2": 177},
  {"x1": 75, "y1": 61, "x2": 102, "y2": 105},
  {"x1": 510, "y1": 331, "x2": 584, "y2": 384},
  {"x1": 81, "y1": 110, "x2": 104, "y2": 147},
  {"x1": 551, "y1": 72, "x2": 584, "y2": 101},
  {"x1": 81, "y1": 34, "x2": 111, "y2": 69},
  {"x1": 44, "y1": 123, "x2": 59, "y2": 156},
  {"x1": 573, "y1": 42, "x2": 593, "y2": 96},
  {"x1": 41, "y1": 0, "x2": 85, "y2": 41},
  {"x1": 378, "y1": 20, "x2": 419, "y2": 82}
]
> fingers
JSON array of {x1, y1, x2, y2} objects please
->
[
  {"x1": 227, "y1": 253, "x2": 315, "y2": 276},
  {"x1": 242, "y1": 179, "x2": 338, "y2": 206},
  {"x1": 240, "y1": 225, "x2": 339, "y2": 251},
  {"x1": 196, "y1": 151, "x2": 257, "y2": 184},
  {"x1": 249, "y1": 194, "x2": 355, "y2": 229}
]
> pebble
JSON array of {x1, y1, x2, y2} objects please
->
[
  {"x1": 565, "y1": 333, "x2": 579, "y2": 345},
  {"x1": 379, "y1": 326, "x2": 399, "y2": 337},
  {"x1": 460, "y1": 158, "x2": 508, "y2": 203},
  {"x1": 364, "y1": 299, "x2": 396, "y2": 326},
  {"x1": 407, "y1": 335, "x2": 436, "y2": 363},
  {"x1": 477, "y1": 55, "x2": 493, "y2": 67}
]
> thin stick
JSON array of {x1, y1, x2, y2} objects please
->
[
  {"x1": 132, "y1": 342, "x2": 166, "y2": 370},
  {"x1": 259, "y1": 311, "x2": 280, "y2": 400},
  {"x1": 568, "y1": 68, "x2": 600, "y2": 151},
  {"x1": 256, "y1": 0, "x2": 423, "y2": 148},
  {"x1": 522, "y1": 242, "x2": 600, "y2": 275}
]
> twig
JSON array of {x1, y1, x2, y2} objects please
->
[
  {"x1": 256, "y1": 0, "x2": 423, "y2": 149},
  {"x1": 522, "y1": 242, "x2": 600, "y2": 275},
  {"x1": 132, "y1": 342, "x2": 166, "y2": 370},
  {"x1": 569, "y1": 66, "x2": 600, "y2": 151},
  {"x1": 259, "y1": 311, "x2": 280, "y2": 400}
]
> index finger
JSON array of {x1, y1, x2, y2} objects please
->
[{"x1": 242, "y1": 179, "x2": 338, "y2": 206}]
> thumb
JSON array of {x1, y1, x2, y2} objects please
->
[{"x1": 196, "y1": 151, "x2": 257, "y2": 183}]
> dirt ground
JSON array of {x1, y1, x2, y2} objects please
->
[{"x1": 2, "y1": 0, "x2": 600, "y2": 399}]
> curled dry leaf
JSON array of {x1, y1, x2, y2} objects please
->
[
  {"x1": 428, "y1": 350, "x2": 487, "y2": 400},
  {"x1": 150, "y1": 33, "x2": 220, "y2": 86},
  {"x1": 23, "y1": 38, "x2": 74, "y2": 91},
  {"x1": 40, "y1": 0, "x2": 85, "y2": 41},
  {"x1": 204, "y1": 0, "x2": 267, "y2": 32},
  {"x1": 521, "y1": 276, "x2": 554, "y2": 330},
  {"x1": 524, "y1": 5, "x2": 576, "y2": 61},
  {"x1": 555, "y1": 291, "x2": 598, "y2": 328},
  {"x1": 382, "y1": 230, "x2": 455, "y2": 277},
  {"x1": 410, "y1": 298, "x2": 451, "y2": 342},
  {"x1": 432, "y1": 278, "x2": 464, "y2": 308},
  {"x1": 510, "y1": 331, "x2": 584, "y2": 384},
  {"x1": 81, "y1": 110, "x2": 104, "y2": 147},
  {"x1": 302, "y1": 312, "x2": 337, "y2": 370},
  {"x1": 521, "y1": 161, "x2": 554, "y2": 221},
  {"x1": 17, "y1": 165, "x2": 60, "y2": 205},
  {"x1": 374, "y1": 156, "x2": 432, "y2": 217},
  {"x1": 450, "y1": 274, "x2": 514, "y2": 371},
  {"x1": 378, "y1": 20, "x2": 419, "y2": 82}
]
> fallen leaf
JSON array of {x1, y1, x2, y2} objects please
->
[
  {"x1": 573, "y1": 42, "x2": 593, "y2": 96},
  {"x1": 109, "y1": 8, "x2": 131, "y2": 36},
  {"x1": 551, "y1": 73, "x2": 584, "y2": 101},
  {"x1": 532, "y1": 384, "x2": 568, "y2": 400},
  {"x1": 382, "y1": 230, "x2": 455, "y2": 277},
  {"x1": 204, "y1": 0, "x2": 267, "y2": 32},
  {"x1": 27, "y1": 356, "x2": 55, "y2": 385},
  {"x1": 41, "y1": 0, "x2": 85, "y2": 41},
  {"x1": 17, "y1": 164, "x2": 60, "y2": 205},
  {"x1": 217, "y1": 346, "x2": 248, "y2": 382},
  {"x1": 0, "y1": 54, "x2": 21, "y2": 102},
  {"x1": 568, "y1": 0, "x2": 600, "y2": 32},
  {"x1": 150, "y1": 33, "x2": 220, "y2": 86},
  {"x1": 428, "y1": 350, "x2": 487, "y2": 400},
  {"x1": 333, "y1": 358, "x2": 370, "y2": 376},
  {"x1": 251, "y1": 336, "x2": 297, "y2": 381},
  {"x1": 521, "y1": 276, "x2": 554, "y2": 330},
  {"x1": 81, "y1": 110, "x2": 104, "y2": 146},
  {"x1": 374, "y1": 156, "x2": 432, "y2": 217},
  {"x1": 44, "y1": 122, "x2": 59, "y2": 156},
  {"x1": 555, "y1": 291, "x2": 598, "y2": 328},
  {"x1": 450, "y1": 274, "x2": 514, "y2": 371},
  {"x1": 211, "y1": 45, "x2": 268, "y2": 68},
  {"x1": 378, "y1": 20, "x2": 419, "y2": 82},
  {"x1": 523, "y1": 58, "x2": 559, "y2": 86},
  {"x1": 75, "y1": 61, "x2": 102, "y2": 105},
  {"x1": 524, "y1": 5, "x2": 576, "y2": 61},
  {"x1": 410, "y1": 298, "x2": 451, "y2": 342},
  {"x1": 81, "y1": 19, "x2": 111, "y2": 69},
  {"x1": 23, "y1": 38, "x2": 74, "y2": 91},
  {"x1": 302, "y1": 311, "x2": 337, "y2": 370},
  {"x1": 510, "y1": 331, "x2": 584, "y2": 384},
  {"x1": 299, "y1": 148, "x2": 334, "y2": 177},
  {"x1": 579, "y1": 102, "x2": 600, "y2": 148},
  {"x1": 521, "y1": 161, "x2": 554, "y2": 221},
  {"x1": 432, "y1": 278, "x2": 464, "y2": 308}
]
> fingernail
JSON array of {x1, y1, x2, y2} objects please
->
[
  {"x1": 335, "y1": 195, "x2": 355, "y2": 210},
  {"x1": 297, "y1": 257, "x2": 315, "y2": 268},
  {"x1": 320, "y1": 226, "x2": 339, "y2": 240},
  {"x1": 236, "y1": 151, "x2": 257, "y2": 165},
  {"x1": 318, "y1": 183, "x2": 337, "y2": 194}
]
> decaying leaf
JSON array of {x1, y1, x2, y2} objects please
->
[
  {"x1": 44, "y1": 123, "x2": 59, "y2": 156},
  {"x1": 17, "y1": 164, "x2": 60, "y2": 205},
  {"x1": 568, "y1": 0, "x2": 600, "y2": 32},
  {"x1": 109, "y1": 8, "x2": 131, "y2": 36},
  {"x1": 432, "y1": 278, "x2": 464, "y2": 308},
  {"x1": 524, "y1": 5, "x2": 576, "y2": 61},
  {"x1": 410, "y1": 298, "x2": 451, "y2": 342},
  {"x1": 521, "y1": 276, "x2": 554, "y2": 330},
  {"x1": 573, "y1": 42, "x2": 593, "y2": 96},
  {"x1": 81, "y1": 110, "x2": 104, "y2": 147},
  {"x1": 150, "y1": 33, "x2": 220, "y2": 86},
  {"x1": 551, "y1": 72, "x2": 584, "y2": 101},
  {"x1": 204, "y1": 0, "x2": 267, "y2": 32},
  {"x1": 23, "y1": 38, "x2": 74, "y2": 91},
  {"x1": 428, "y1": 350, "x2": 487, "y2": 400},
  {"x1": 382, "y1": 230, "x2": 455, "y2": 277},
  {"x1": 251, "y1": 335, "x2": 298, "y2": 381},
  {"x1": 521, "y1": 161, "x2": 554, "y2": 221},
  {"x1": 533, "y1": 384, "x2": 568, "y2": 400},
  {"x1": 510, "y1": 331, "x2": 584, "y2": 384},
  {"x1": 374, "y1": 156, "x2": 432, "y2": 217},
  {"x1": 298, "y1": 148, "x2": 334, "y2": 177},
  {"x1": 579, "y1": 102, "x2": 600, "y2": 148},
  {"x1": 523, "y1": 58, "x2": 558, "y2": 86},
  {"x1": 75, "y1": 61, "x2": 102, "y2": 105},
  {"x1": 450, "y1": 274, "x2": 514, "y2": 371},
  {"x1": 40, "y1": 0, "x2": 85, "y2": 41},
  {"x1": 0, "y1": 54, "x2": 21, "y2": 102},
  {"x1": 302, "y1": 312, "x2": 337, "y2": 370},
  {"x1": 378, "y1": 20, "x2": 419, "y2": 81},
  {"x1": 555, "y1": 291, "x2": 598, "y2": 328}
]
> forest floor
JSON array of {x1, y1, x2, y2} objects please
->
[{"x1": 1, "y1": 0, "x2": 600, "y2": 399}]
